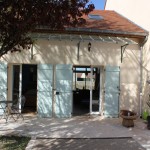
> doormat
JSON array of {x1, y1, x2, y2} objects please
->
[{"x1": 33, "y1": 137, "x2": 145, "y2": 150}]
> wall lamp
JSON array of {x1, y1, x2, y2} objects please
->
[{"x1": 88, "y1": 42, "x2": 91, "y2": 52}]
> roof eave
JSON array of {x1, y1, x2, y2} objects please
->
[
  {"x1": 34, "y1": 27, "x2": 148, "y2": 39},
  {"x1": 66, "y1": 27, "x2": 148, "y2": 38}
]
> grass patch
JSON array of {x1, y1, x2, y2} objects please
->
[{"x1": 0, "y1": 136, "x2": 31, "y2": 150}]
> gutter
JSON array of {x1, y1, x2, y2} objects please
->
[
  {"x1": 66, "y1": 27, "x2": 148, "y2": 37},
  {"x1": 139, "y1": 35, "x2": 148, "y2": 117},
  {"x1": 65, "y1": 28, "x2": 148, "y2": 37},
  {"x1": 35, "y1": 26, "x2": 148, "y2": 38}
]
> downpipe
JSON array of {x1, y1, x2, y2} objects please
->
[{"x1": 139, "y1": 35, "x2": 148, "y2": 117}]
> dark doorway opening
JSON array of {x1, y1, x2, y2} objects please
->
[
  {"x1": 12, "y1": 65, "x2": 20, "y2": 103},
  {"x1": 22, "y1": 64, "x2": 37, "y2": 113},
  {"x1": 72, "y1": 66, "x2": 100, "y2": 116},
  {"x1": 73, "y1": 66, "x2": 90, "y2": 115}
]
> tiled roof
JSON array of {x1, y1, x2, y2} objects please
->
[
  {"x1": 35, "y1": 10, "x2": 148, "y2": 38},
  {"x1": 77, "y1": 10, "x2": 148, "y2": 35}
]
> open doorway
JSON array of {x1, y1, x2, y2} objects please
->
[
  {"x1": 22, "y1": 64, "x2": 37, "y2": 113},
  {"x1": 72, "y1": 66, "x2": 101, "y2": 116}
]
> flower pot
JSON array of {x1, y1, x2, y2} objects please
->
[
  {"x1": 147, "y1": 116, "x2": 150, "y2": 130},
  {"x1": 120, "y1": 110, "x2": 137, "y2": 127}
]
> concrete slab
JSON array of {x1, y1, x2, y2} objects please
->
[
  {"x1": 26, "y1": 138, "x2": 146, "y2": 150},
  {"x1": 0, "y1": 115, "x2": 150, "y2": 150}
]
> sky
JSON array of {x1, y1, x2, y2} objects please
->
[{"x1": 88, "y1": 0, "x2": 106, "y2": 10}]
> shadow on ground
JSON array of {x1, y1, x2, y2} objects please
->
[{"x1": 31, "y1": 138, "x2": 146, "y2": 150}]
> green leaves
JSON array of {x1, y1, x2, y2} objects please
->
[{"x1": 0, "y1": 0, "x2": 94, "y2": 56}]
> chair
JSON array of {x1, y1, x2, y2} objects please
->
[
  {"x1": 10, "y1": 95, "x2": 26, "y2": 121},
  {"x1": 0, "y1": 95, "x2": 15, "y2": 122},
  {"x1": 0, "y1": 95, "x2": 7, "y2": 120}
]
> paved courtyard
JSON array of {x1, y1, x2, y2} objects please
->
[
  {"x1": 0, "y1": 115, "x2": 150, "y2": 149},
  {"x1": 28, "y1": 138, "x2": 146, "y2": 150}
]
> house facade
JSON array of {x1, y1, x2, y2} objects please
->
[
  {"x1": 105, "y1": 0, "x2": 150, "y2": 115},
  {"x1": 0, "y1": 10, "x2": 148, "y2": 118}
]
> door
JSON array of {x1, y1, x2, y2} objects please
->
[
  {"x1": 55, "y1": 64, "x2": 73, "y2": 118},
  {"x1": 90, "y1": 67, "x2": 101, "y2": 115},
  {"x1": 0, "y1": 62, "x2": 7, "y2": 115},
  {"x1": 22, "y1": 65, "x2": 37, "y2": 112},
  {"x1": 37, "y1": 64, "x2": 53, "y2": 117},
  {"x1": 104, "y1": 66, "x2": 120, "y2": 117}
]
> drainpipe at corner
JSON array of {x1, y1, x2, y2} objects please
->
[{"x1": 139, "y1": 35, "x2": 148, "y2": 117}]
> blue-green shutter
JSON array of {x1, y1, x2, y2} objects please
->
[
  {"x1": 104, "y1": 66, "x2": 120, "y2": 117},
  {"x1": 37, "y1": 64, "x2": 53, "y2": 117},
  {"x1": 0, "y1": 63, "x2": 7, "y2": 115},
  {"x1": 55, "y1": 64, "x2": 73, "y2": 118}
]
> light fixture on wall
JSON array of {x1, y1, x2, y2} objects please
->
[{"x1": 88, "y1": 42, "x2": 91, "y2": 52}]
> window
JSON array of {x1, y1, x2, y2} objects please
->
[
  {"x1": 73, "y1": 66, "x2": 95, "y2": 90},
  {"x1": 88, "y1": 14, "x2": 103, "y2": 20}
]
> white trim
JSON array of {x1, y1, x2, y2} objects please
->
[
  {"x1": 90, "y1": 67, "x2": 93, "y2": 114},
  {"x1": 19, "y1": 65, "x2": 22, "y2": 111},
  {"x1": 90, "y1": 66, "x2": 101, "y2": 115},
  {"x1": 99, "y1": 67, "x2": 103, "y2": 114},
  {"x1": 52, "y1": 64, "x2": 55, "y2": 117}
]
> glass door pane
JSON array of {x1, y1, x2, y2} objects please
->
[
  {"x1": 12, "y1": 65, "x2": 20, "y2": 102},
  {"x1": 91, "y1": 67, "x2": 100, "y2": 113}
]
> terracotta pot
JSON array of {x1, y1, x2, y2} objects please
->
[{"x1": 120, "y1": 110, "x2": 137, "y2": 127}]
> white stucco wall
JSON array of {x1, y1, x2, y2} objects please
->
[
  {"x1": 105, "y1": 0, "x2": 150, "y2": 114},
  {"x1": 0, "y1": 39, "x2": 141, "y2": 113},
  {"x1": 105, "y1": 0, "x2": 150, "y2": 31},
  {"x1": 3, "y1": 40, "x2": 122, "y2": 65}
]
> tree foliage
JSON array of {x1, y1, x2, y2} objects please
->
[{"x1": 0, "y1": 0, "x2": 94, "y2": 57}]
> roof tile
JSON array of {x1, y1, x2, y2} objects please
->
[{"x1": 78, "y1": 10, "x2": 147, "y2": 34}]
